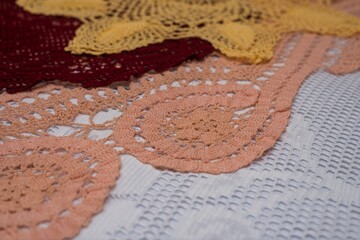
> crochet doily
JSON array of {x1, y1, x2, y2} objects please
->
[
  {"x1": 1, "y1": 31, "x2": 359, "y2": 174},
  {"x1": 0, "y1": 137, "x2": 120, "y2": 240},
  {"x1": 17, "y1": 0, "x2": 360, "y2": 63},
  {"x1": 0, "y1": 1, "x2": 359, "y2": 239},
  {"x1": 0, "y1": 0, "x2": 213, "y2": 93}
]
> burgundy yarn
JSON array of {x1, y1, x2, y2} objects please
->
[{"x1": 0, "y1": 0, "x2": 214, "y2": 93}]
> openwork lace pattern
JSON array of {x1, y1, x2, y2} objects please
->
[
  {"x1": 1, "y1": 14, "x2": 360, "y2": 239},
  {"x1": 17, "y1": 0, "x2": 360, "y2": 63},
  {"x1": 1, "y1": 1, "x2": 359, "y2": 239},
  {"x1": 0, "y1": 137, "x2": 120, "y2": 240},
  {"x1": 1, "y1": 31, "x2": 360, "y2": 174},
  {"x1": 0, "y1": 0, "x2": 213, "y2": 93}
]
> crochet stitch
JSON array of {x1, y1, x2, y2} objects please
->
[{"x1": 0, "y1": 137, "x2": 120, "y2": 240}]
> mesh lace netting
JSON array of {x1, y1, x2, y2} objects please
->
[
  {"x1": 16, "y1": 0, "x2": 360, "y2": 63},
  {"x1": 0, "y1": 0, "x2": 213, "y2": 93}
]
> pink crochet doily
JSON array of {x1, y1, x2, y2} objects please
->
[{"x1": 0, "y1": 0, "x2": 213, "y2": 93}]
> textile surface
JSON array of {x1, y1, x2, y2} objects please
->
[
  {"x1": 17, "y1": 0, "x2": 360, "y2": 62},
  {"x1": 72, "y1": 69, "x2": 360, "y2": 240},
  {"x1": 1, "y1": 31, "x2": 359, "y2": 174},
  {"x1": 0, "y1": 0, "x2": 213, "y2": 93},
  {"x1": 0, "y1": 137, "x2": 120, "y2": 240},
  {"x1": 1, "y1": 31, "x2": 359, "y2": 238},
  {"x1": 0, "y1": 0, "x2": 360, "y2": 239}
]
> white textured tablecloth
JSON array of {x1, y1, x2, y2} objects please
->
[{"x1": 74, "y1": 70, "x2": 360, "y2": 240}]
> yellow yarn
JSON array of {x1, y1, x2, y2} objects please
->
[{"x1": 17, "y1": 0, "x2": 360, "y2": 63}]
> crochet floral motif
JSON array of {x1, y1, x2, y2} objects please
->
[
  {"x1": 17, "y1": 0, "x2": 360, "y2": 63},
  {"x1": 0, "y1": 0, "x2": 213, "y2": 93},
  {"x1": 0, "y1": 137, "x2": 120, "y2": 240},
  {"x1": 1, "y1": 30, "x2": 360, "y2": 173}
]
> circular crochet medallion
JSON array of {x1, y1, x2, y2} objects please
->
[
  {"x1": 114, "y1": 82, "x2": 262, "y2": 173},
  {"x1": 0, "y1": 137, "x2": 120, "y2": 240},
  {"x1": 113, "y1": 33, "x2": 337, "y2": 174}
]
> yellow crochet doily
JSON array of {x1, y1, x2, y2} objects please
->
[{"x1": 17, "y1": 0, "x2": 360, "y2": 63}]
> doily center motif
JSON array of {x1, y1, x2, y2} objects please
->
[{"x1": 167, "y1": 106, "x2": 240, "y2": 147}]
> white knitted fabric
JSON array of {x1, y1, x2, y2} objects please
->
[{"x1": 72, "y1": 70, "x2": 360, "y2": 240}]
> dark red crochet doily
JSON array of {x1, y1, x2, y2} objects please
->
[{"x1": 0, "y1": 0, "x2": 214, "y2": 93}]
